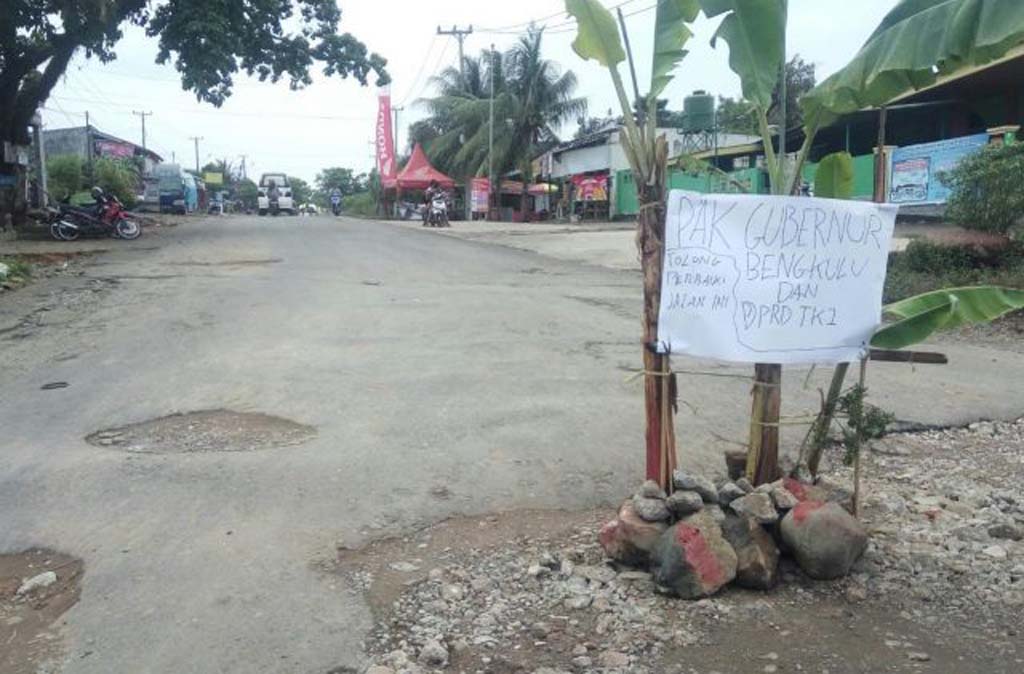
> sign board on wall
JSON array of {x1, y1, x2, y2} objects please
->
[
  {"x1": 889, "y1": 133, "x2": 988, "y2": 205},
  {"x1": 471, "y1": 178, "x2": 489, "y2": 213},
  {"x1": 657, "y1": 191, "x2": 898, "y2": 365},
  {"x1": 95, "y1": 140, "x2": 135, "y2": 159},
  {"x1": 571, "y1": 174, "x2": 608, "y2": 201}
]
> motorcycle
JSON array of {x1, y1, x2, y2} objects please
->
[
  {"x1": 50, "y1": 187, "x2": 141, "y2": 241},
  {"x1": 330, "y1": 194, "x2": 342, "y2": 216},
  {"x1": 425, "y1": 195, "x2": 450, "y2": 228}
]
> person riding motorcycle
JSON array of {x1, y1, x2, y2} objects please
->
[{"x1": 423, "y1": 181, "x2": 447, "y2": 225}]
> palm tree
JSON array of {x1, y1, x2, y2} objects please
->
[
  {"x1": 419, "y1": 29, "x2": 587, "y2": 215},
  {"x1": 503, "y1": 30, "x2": 587, "y2": 212}
]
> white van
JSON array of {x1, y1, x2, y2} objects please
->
[{"x1": 257, "y1": 173, "x2": 296, "y2": 215}]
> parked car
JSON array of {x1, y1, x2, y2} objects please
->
[
  {"x1": 154, "y1": 163, "x2": 188, "y2": 214},
  {"x1": 257, "y1": 173, "x2": 296, "y2": 216},
  {"x1": 136, "y1": 175, "x2": 161, "y2": 213}
]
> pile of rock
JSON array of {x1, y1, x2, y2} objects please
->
[{"x1": 600, "y1": 472, "x2": 868, "y2": 598}]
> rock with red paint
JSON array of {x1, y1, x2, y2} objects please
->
[
  {"x1": 650, "y1": 511, "x2": 737, "y2": 599},
  {"x1": 781, "y1": 501, "x2": 868, "y2": 580},
  {"x1": 728, "y1": 492, "x2": 779, "y2": 525},
  {"x1": 599, "y1": 499, "x2": 669, "y2": 566},
  {"x1": 720, "y1": 513, "x2": 780, "y2": 590},
  {"x1": 781, "y1": 477, "x2": 828, "y2": 503}
]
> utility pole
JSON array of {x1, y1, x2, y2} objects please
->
[
  {"x1": 84, "y1": 111, "x2": 93, "y2": 166},
  {"x1": 239, "y1": 155, "x2": 248, "y2": 180},
  {"x1": 132, "y1": 110, "x2": 152, "y2": 151},
  {"x1": 438, "y1": 25, "x2": 474, "y2": 219},
  {"x1": 437, "y1": 25, "x2": 473, "y2": 78},
  {"x1": 189, "y1": 136, "x2": 203, "y2": 173},
  {"x1": 488, "y1": 43, "x2": 495, "y2": 221},
  {"x1": 392, "y1": 106, "x2": 404, "y2": 154}
]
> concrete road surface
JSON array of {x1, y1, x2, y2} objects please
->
[{"x1": 1, "y1": 215, "x2": 1021, "y2": 673}]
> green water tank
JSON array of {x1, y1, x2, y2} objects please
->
[{"x1": 682, "y1": 91, "x2": 716, "y2": 132}]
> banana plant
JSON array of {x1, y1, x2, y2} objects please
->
[
  {"x1": 564, "y1": 0, "x2": 700, "y2": 490},
  {"x1": 699, "y1": 0, "x2": 1024, "y2": 482},
  {"x1": 872, "y1": 286, "x2": 1024, "y2": 350}
]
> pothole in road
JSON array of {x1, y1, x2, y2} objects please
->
[
  {"x1": 86, "y1": 409, "x2": 316, "y2": 454},
  {"x1": 1, "y1": 548, "x2": 84, "y2": 674}
]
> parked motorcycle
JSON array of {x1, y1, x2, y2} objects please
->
[{"x1": 50, "y1": 187, "x2": 141, "y2": 241}]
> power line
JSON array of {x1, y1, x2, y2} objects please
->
[
  {"x1": 477, "y1": 0, "x2": 639, "y2": 34},
  {"x1": 44, "y1": 102, "x2": 80, "y2": 128},
  {"x1": 398, "y1": 34, "x2": 440, "y2": 107},
  {"x1": 50, "y1": 95, "x2": 372, "y2": 122},
  {"x1": 437, "y1": 25, "x2": 474, "y2": 78},
  {"x1": 408, "y1": 39, "x2": 452, "y2": 104},
  {"x1": 541, "y1": 2, "x2": 657, "y2": 35}
]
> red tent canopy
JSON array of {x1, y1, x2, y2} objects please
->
[{"x1": 384, "y1": 144, "x2": 455, "y2": 190}]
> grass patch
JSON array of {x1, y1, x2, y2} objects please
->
[
  {"x1": 0, "y1": 256, "x2": 33, "y2": 281},
  {"x1": 884, "y1": 239, "x2": 1024, "y2": 303}
]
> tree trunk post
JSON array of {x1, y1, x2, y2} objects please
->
[{"x1": 636, "y1": 164, "x2": 675, "y2": 490}]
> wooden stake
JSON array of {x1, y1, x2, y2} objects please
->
[{"x1": 747, "y1": 363, "x2": 782, "y2": 485}]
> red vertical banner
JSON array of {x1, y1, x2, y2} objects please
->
[{"x1": 376, "y1": 88, "x2": 397, "y2": 182}]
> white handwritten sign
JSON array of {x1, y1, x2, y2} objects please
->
[{"x1": 657, "y1": 191, "x2": 898, "y2": 364}]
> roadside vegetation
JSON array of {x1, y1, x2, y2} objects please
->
[
  {"x1": 885, "y1": 240, "x2": 1024, "y2": 304},
  {"x1": 944, "y1": 142, "x2": 1024, "y2": 236},
  {"x1": 45, "y1": 155, "x2": 139, "y2": 207},
  {"x1": 0, "y1": 256, "x2": 33, "y2": 290}
]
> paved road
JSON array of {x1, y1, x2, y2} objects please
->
[{"x1": 1, "y1": 215, "x2": 1021, "y2": 673}]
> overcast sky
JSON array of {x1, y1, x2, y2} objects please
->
[{"x1": 41, "y1": 0, "x2": 899, "y2": 184}]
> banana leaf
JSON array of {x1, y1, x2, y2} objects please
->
[
  {"x1": 813, "y1": 152, "x2": 854, "y2": 199},
  {"x1": 803, "y1": 0, "x2": 1024, "y2": 126},
  {"x1": 871, "y1": 286, "x2": 1024, "y2": 349},
  {"x1": 698, "y1": 0, "x2": 787, "y2": 111},
  {"x1": 564, "y1": 0, "x2": 626, "y2": 67},
  {"x1": 651, "y1": 0, "x2": 701, "y2": 99}
]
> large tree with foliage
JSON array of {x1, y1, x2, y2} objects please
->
[
  {"x1": 315, "y1": 167, "x2": 365, "y2": 196},
  {"x1": 713, "y1": 55, "x2": 815, "y2": 135},
  {"x1": 1, "y1": 1, "x2": 389, "y2": 147},
  {"x1": 289, "y1": 176, "x2": 312, "y2": 204}
]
